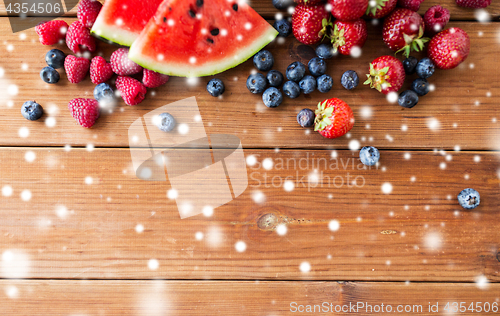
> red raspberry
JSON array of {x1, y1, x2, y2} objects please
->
[
  {"x1": 397, "y1": 0, "x2": 425, "y2": 11},
  {"x1": 111, "y1": 48, "x2": 143, "y2": 76},
  {"x1": 68, "y1": 98, "x2": 100, "y2": 128},
  {"x1": 456, "y1": 0, "x2": 491, "y2": 8},
  {"x1": 116, "y1": 76, "x2": 147, "y2": 106},
  {"x1": 142, "y1": 69, "x2": 169, "y2": 88},
  {"x1": 64, "y1": 55, "x2": 90, "y2": 83},
  {"x1": 90, "y1": 56, "x2": 113, "y2": 84},
  {"x1": 424, "y1": 5, "x2": 450, "y2": 36},
  {"x1": 35, "y1": 20, "x2": 68, "y2": 45},
  {"x1": 66, "y1": 21, "x2": 96, "y2": 54},
  {"x1": 77, "y1": 0, "x2": 102, "y2": 28}
]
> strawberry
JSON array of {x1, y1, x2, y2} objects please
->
[
  {"x1": 66, "y1": 21, "x2": 96, "y2": 53},
  {"x1": 456, "y1": 0, "x2": 491, "y2": 8},
  {"x1": 423, "y1": 5, "x2": 450, "y2": 36},
  {"x1": 68, "y1": 98, "x2": 100, "y2": 128},
  {"x1": 397, "y1": 0, "x2": 425, "y2": 11},
  {"x1": 427, "y1": 27, "x2": 470, "y2": 70},
  {"x1": 116, "y1": 76, "x2": 147, "y2": 106},
  {"x1": 294, "y1": 0, "x2": 324, "y2": 4},
  {"x1": 364, "y1": 55, "x2": 405, "y2": 94},
  {"x1": 90, "y1": 56, "x2": 113, "y2": 84},
  {"x1": 142, "y1": 69, "x2": 170, "y2": 88},
  {"x1": 64, "y1": 55, "x2": 90, "y2": 83},
  {"x1": 77, "y1": 0, "x2": 103, "y2": 28},
  {"x1": 382, "y1": 8, "x2": 429, "y2": 57},
  {"x1": 314, "y1": 98, "x2": 355, "y2": 139},
  {"x1": 328, "y1": 0, "x2": 369, "y2": 21},
  {"x1": 292, "y1": 4, "x2": 330, "y2": 45},
  {"x1": 110, "y1": 48, "x2": 143, "y2": 76},
  {"x1": 330, "y1": 19, "x2": 367, "y2": 55},
  {"x1": 35, "y1": 20, "x2": 68, "y2": 45},
  {"x1": 366, "y1": 0, "x2": 398, "y2": 18}
]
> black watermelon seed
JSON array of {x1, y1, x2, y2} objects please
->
[
  {"x1": 196, "y1": 0, "x2": 203, "y2": 7},
  {"x1": 188, "y1": 9, "x2": 196, "y2": 17},
  {"x1": 210, "y1": 28, "x2": 219, "y2": 36},
  {"x1": 232, "y1": 3, "x2": 238, "y2": 11},
  {"x1": 207, "y1": 38, "x2": 214, "y2": 44},
  {"x1": 163, "y1": 17, "x2": 167, "y2": 23}
]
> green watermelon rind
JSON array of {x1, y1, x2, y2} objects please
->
[{"x1": 90, "y1": 15, "x2": 137, "y2": 47}]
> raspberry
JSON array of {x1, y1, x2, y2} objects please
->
[
  {"x1": 35, "y1": 20, "x2": 68, "y2": 45},
  {"x1": 456, "y1": 0, "x2": 491, "y2": 8},
  {"x1": 90, "y1": 56, "x2": 113, "y2": 84},
  {"x1": 142, "y1": 69, "x2": 169, "y2": 88},
  {"x1": 110, "y1": 48, "x2": 143, "y2": 76},
  {"x1": 68, "y1": 98, "x2": 100, "y2": 128},
  {"x1": 77, "y1": 0, "x2": 102, "y2": 28},
  {"x1": 115, "y1": 76, "x2": 147, "y2": 106},
  {"x1": 424, "y1": 5, "x2": 450, "y2": 36},
  {"x1": 64, "y1": 55, "x2": 90, "y2": 83},
  {"x1": 66, "y1": 21, "x2": 96, "y2": 54},
  {"x1": 397, "y1": 0, "x2": 425, "y2": 11}
]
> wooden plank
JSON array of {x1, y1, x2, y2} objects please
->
[
  {"x1": 0, "y1": 280, "x2": 499, "y2": 315},
  {"x1": 0, "y1": 147, "x2": 498, "y2": 281}
]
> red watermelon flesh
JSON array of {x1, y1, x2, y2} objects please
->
[{"x1": 128, "y1": 0, "x2": 278, "y2": 77}]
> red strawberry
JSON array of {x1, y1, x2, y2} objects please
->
[
  {"x1": 66, "y1": 21, "x2": 96, "y2": 53},
  {"x1": 328, "y1": 0, "x2": 369, "y2": 21},
  {"x1": 382, "y1": 8, "x2": 429, "y2": 57},
  {"x1": 292, "y1": 4, "x2": 330, "y2": 45},
  {"x1": 77, "y1": 0, "x2": 103, "y2": 28},
  {"x1": 314, "y1": 98, "x2": 355, "y2": 139},
  {"x1": 116, "y1": 76, "x2": 147, "y2": 106},
  {"x1": 456, "y1": 0, "x2": 491, "y2": 8},
  {"x1": 68, "y1": 98, "x2": 100, "y2": 128},
  {"x1": 111, "y1": 48, "x2": 143, "y2": 76},
  {"x1": 428, "y1": 27, "x2": 470, "y2": 70},
  {"x1": 35, "y1": 20, "x2": 68, "y2": 45},
  {"x1": 423, "y1": 5, "x2": 450, "y2": 36},
  {"x1": 64, "y1": 55, "x2": 90, "y2": 83},
  {"x1": 397, "y1": 0, "x2": 425, "y2": 11},
  {"x1": 90, "y1": 56, "x2": 113, "y2": 84},
  {"x1": 366, "y1": 0, "x2": 398, "y2": 18},
  {"x1": 294, "y1": 0, "x2": 324, "y2": 4},
  {"x1": 330, "y1": 19, "x2": 367, "y2": 55},
  {"x1": 364, "y1": 55, "x2": 405, "y2": 94},
  {"x1": 142, "y1": 69, "x2": 169, "y2": 88}
]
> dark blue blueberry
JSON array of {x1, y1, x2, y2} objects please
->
[
  {"x1": 359, "y1": 146, "x2": 380, "y2": 166},
  {"x1": 206, "y1": 78, "x2": 225, "y2": 97},
  {"x1": 297, "y1": 109, "x2": 315, "y2": 127},
  {"x1": 253, "y1": 50, "x2": 274, "y2": 72},
  {"x1": 316, "y1": 74, "x2": 333, "y2": 93},
  {"x1": 308, "y1": 57, "x2": 326, "y2": 77},
  {"x1": 282, "y1": 81, "x2": 300, "y2": 99},
  {"x1": 416, "y1": 58, "x2": 435, "y2": 79},
  {"x1": 273, "y1": 19, "x2": 292, "y2": 37},
  {"x1": 45, "y1": 49, "x2": 66, "y2": 69},
  {"x1": 94, "y1": 83, "x2": 114, "y2": 103},
  {"x1": 398, "y1": 90, "x2": 419, "y2": 108},
  {"x1": 21, "y1": 101, "x2": 43, "y2": 121},
  {"x1": 40, "y1": 66, "x2": 60, "y2": 84},
  {"x1": 315, "y1": 43, "x2": 335, "y2": 59},
  {"x1": 155, "y1": 113, "x2": 176, "y2": 132},
  {"x1": 403, "y1": 56, "x2": 418, "y2": 75},
  {"x1": 299, "y1": 75, "x2": 316, "y2": 94},
  {"x1": 266, "y1": 70, "x2": 284, "y2": 87},
  {"x1": 272, "y1": 0, "x2": 294, "y2": 10},
  {"x1": 246, "y1": 73, "x2": 267, "y2": 94},
  {"x1": 286, "y1": 61, "x2": 306, "y2": 82},
  {"x1": 341, "y1": 70, "x2": 359, "y2": 90},
  {"x1": 411, "y1": 78, "x2": 430, "y2": 96},
  {"x1": 262, "y1": 87, "x2": 283, "y2": 108},
  {"x1": 457, "y1": 188, "x2": 480, "y2": 209}
]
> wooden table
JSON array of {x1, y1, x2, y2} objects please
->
[{"x1": 0, "y1": 1, "x2": 499, "y2": 314}]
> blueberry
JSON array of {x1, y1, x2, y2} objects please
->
[
  {"x1": 457, "y1": 188, "x2": 480, "y2": 209},
  {"x1": 40, "y1": 66, "x2": 60, "y2": 84},
  {"x1": 416, "y1": 58, "x2": 435, "y2": 79},
  {"x1": 316, "y1": 43, "x2": 335, "y2": 59},
  {"x1": 155, "y1": 112, "x2": 176, "y2": 132},
  {"x1": 207, "y1": 78, "x2": 225, "y2": 97},
  {"x1": 45, "y1": 49, "x2": 66, "y2": 69},
  {"x1": 403, "y1": 56, "x2": 418, "y2": 75},
  {"x1": 262, "y1": 87, "x2": 283, "y2": 108},
  {"x1": 21, "y1": 101, "x2": 43, "y2": 121},
  {"x1": 317, "y1": 74, "x2": 333, "y2": 93},
  {"x1": 266, "y1": 70, "x2": 284, "y2": 87},
  {"x1": 341, "y1": 70, "x2": 359, "y2": 90},
  {"x1": 253, "y1": 50, "x2": 274, "y2": 72},
  {"x1": 359, "y1": 146, "x2": 380, "y2": 166},
  {"x1": 308, "y1": 57, "x2": 326, "y2": 77},
  {"x1": 398, "y1": 90, "x2": 419, "y2": 108},
  {"x1": 273, "y1": 19, "x2": 292, "y2": 37},
  {"x1": 299, "y1": 75, "x2": 316, "y2": 94},
  {"x1": 94, "y1": 83, "x2": 114, "y2": 103},
  {"x1": 297, "y1": 109, "x2": 315, "y2": 127},
  {"x1": 282, "y1": 81, "x2": 300, "y2": 99},
  {"x1": 286, "y1": 61, "x2": 306, "y2": 82},
  {"x1": 246, "y1": 73, "x2": 267, "y2": 94},
  {"x1": 411, "y1": 78, "x2": 430, "y2": 96},
  {"x1": 272, "y1": 0, "x2": 294, "y2": 10}
]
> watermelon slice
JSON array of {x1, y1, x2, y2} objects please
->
[
  {"x1": 91, "y1": 0, "x2": 164, "y2": 46},
  {"x1": 128, "y1": 0, "x2": 278, "y2": 77}
]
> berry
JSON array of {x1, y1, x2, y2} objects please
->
[
  {"x1": 64, "y1": 55, "x2": 90, "y2": 84},
  {"x1": 415, "y1": 58, "x2": 435, "y2": 78},
  {"x1": 359, "y1": 146, "x2": 380, "y2": 166},
  {"x1": 207, "y1": 78, "x2": 225, "y2": 97},
  {"x1": 115, "y1": 76, "x2": 147, "y2": 106},
  {"x1": 66, "y1": 21, "x2": 96, "y2": 53},
  {"x1": 314, "y1": 98, "x2": 354, "y2": 139},
  {"x1": 330, "y1": 19, "x2": 368, "y2": 55},
  {"x1": 365, "y1": 0, "x2": 397, "y2": 18},
  {"x1": 382, "y1": 8, "x2": 428, "y2": 57},
  {"x1": 316, "y1": 43, "x2": 336, "y2": 59},
  {"x1": 411, "y1": 78, "x2": 430, "y2": 96},
  {"x1": 143, "y1": 69, "x2": 169, "y2": 88},
  {"x1": 246, "y1": 73, "x2": 267, "y2": 94},
  {"x1": 267, "y1": 70, "x2": 284, "y2": 87},
  {"x1": 341, "y1": 70, "x2": 359, "y2": 90},
  {"x1": 456, "y1": 0, "x2": 491, "y2": 8},
  {"x1": 90, "y1": 56, "x2": 113, "y2": 85},
  {"x1": 93, "y1": 83, "x2": 114, "y2": 104},
  {"x1": 68, "y1": 98, "x2": 100, "y2": 128},
  {"x1": 272, "y1": 0, "x2": 294, "y2": 10},
  {"x1": 21, "y1": 101, "x2": 43, "y2": 121},
  {"x1": 286, "y1": 61, "x2": 306, "y2": 82},
  {"x1": 45, "y1": 49, "x2": 66, "y2": 69},
  {"x1": 110, "y1": 48, "x2": 143, "y2": 76},
  {"x1": 283, "y1": 81, "x2": 301, "y2": 99},
  {"x1": 297, "y1": 109, "x2": 315, "y2": 127},
  {"x1": 40, "y1": 66, "x2": 60, "y2": 84},
  {"x1": 397, "y1": 0, "x2": 425, "y2": 11},
  {"x1": 292, "y1": 4, "x2": 329, "y2": 45},
  {"x1": 77, "y1": 0, "x2": 102, "y2": 28},
  {"x1": 402, "y1": 56, "x2": 418, "y2": 75},
  {"x1": 398, "y1": 90, "x2": 419, "y2": 108},
  {"x1": 424, "y1": 5, "x2": 450, "y2": 36},
  {"x1": 308, "y1": 57, "x2": 327, "y2": 77},
  {"x1": 253, "y1": 50, "x2": 274, "y2": 72},
  {"x1": 457, "y1": 188, "x2": 480, "y2": 209},
  {"x1": 317, "y1": 74, "x2": 333, "y2": 93},
  {"x1": 274, "y1": 19, "x2": 292, "y2": 37},
  {"x1": 295, "y1": 0, "x2": 324, "y2": 4},
  {"x1": 262, "y1": 87, "x2": 283, "y2": 108},
  {"x1": 328, "y1": 0, "x2": 368, "y2": 21},
  {"x1": 364, "y1": 55, "x2": 405, "y2": 94},
  {"x1": 299, "y1": 75, "x2": 317, "y2": 94},
  {"x1": 428, "y1": 27, "x2": 470, "y2": 70},
  {"x1": 35, "y1": 20, "x2": 68, "y2": 45},
  {"x1": 155, "y1": 113, "x2": 176, "y2": 132}
]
